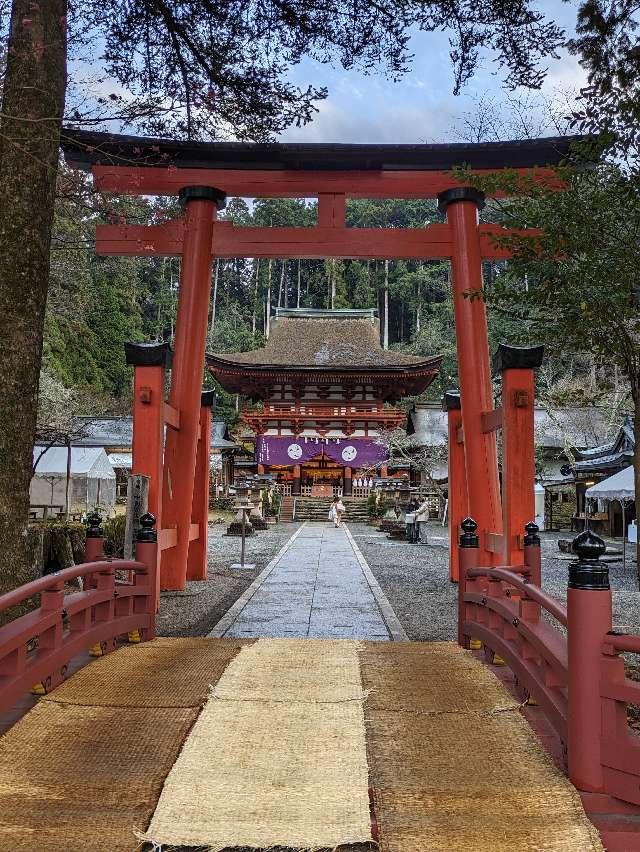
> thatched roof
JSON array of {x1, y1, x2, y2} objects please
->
[{"x1": 208, "y1": 309, "x2": 438, "y2": 371}]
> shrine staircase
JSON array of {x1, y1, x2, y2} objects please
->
[
  {"x1": 293, "y1": 496, "x2": 370, "y2": 523},
  {"x1": 279, "y1": 495, "x2": 295, "y2": 523}
]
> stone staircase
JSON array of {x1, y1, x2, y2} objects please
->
[
  {"x1": 293, "y1": 496, "x2": 370, "y2": 523},
  {"x1": 279, "y1": 496, "x2": 295, "y2": 523}
]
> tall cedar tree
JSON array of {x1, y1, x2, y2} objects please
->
[{"x1": 0, "y1": 1, "x2": 590, "y2": 594}]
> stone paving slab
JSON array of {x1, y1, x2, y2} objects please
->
[{"x1": 209, "y1": 523, "x2": 407, "y2": 641}]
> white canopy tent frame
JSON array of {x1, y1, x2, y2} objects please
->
[{"x1": 586, "y1": 466, "x2": 635, "y2": 571}]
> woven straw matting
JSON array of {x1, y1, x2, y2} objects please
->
[
  {"x1": 363, "y1": 641, "x2": 604, "y2": 852},
  {"x1": 213, "y1": 637, "x2": 365, "y2": 703},
  {"x1": 42, "y1": 637, "x2": 248, "y2": 707},
  {"x1": 0, "y1": 700, "x2": 197, "y2": 852},
  {"x1": 360, "y1": 640, "x2": 519, "y2": 714},
  {"x1": 144, "y1": 638, "x2": 372, "y2": 850}
]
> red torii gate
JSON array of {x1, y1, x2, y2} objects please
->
[{"x1": 63, "y1": 130, "x2": 570, "y2": 590}]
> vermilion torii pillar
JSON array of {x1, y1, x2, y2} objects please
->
[
  {"x1": 438, "y1": 188, "x2": 502, "y2": 565},
  {"x1": 161, "y1": 186, "x2": 226, "y2": 589}
]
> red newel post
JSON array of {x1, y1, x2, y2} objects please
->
[
  {"x1": 567, "y1": 529, "x2": 611, "y2": 792},
  {"x1": 161, "y1": 185, "x2": 225, "y2": 590},
  {"x1": 438, "y1": 188, "x2": 502, "y2": 565},
  {"x1": 522, "y1": 521, "x2": 542, "y2": 623},
  {"x1": 458, "y1": 517, "x2": 479, "y2": 648},
  {"x1": 83, "y1": 510, "x2": 104, "y2": 590},
  {"x1": 523, "y1": 521, "x2": 542, "y2": 585},
  {"x1": 136, "y1": 512, "x2": 158, "y2": 641},
  {"x1": 444, "y1": 391, "x2": 467, "y2": 582}
]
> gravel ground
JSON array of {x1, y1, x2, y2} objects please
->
[
  {"x1": 352, "y1": 520, "x2": 640, "y2": 641},
  {"x1": 156, "y1": 520, "x2": 301, "y2": 637}
]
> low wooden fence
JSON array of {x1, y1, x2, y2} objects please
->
[
  {"x1": 459, "y1": 518, "x2": 640, "y2": 806},
  {"x1": 0, "y1": 512, "x2": 158, "y2": 715}
]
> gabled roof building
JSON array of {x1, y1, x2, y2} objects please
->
[{"x1": 208, "y1": 308, "x2": 441, "y2": 496}]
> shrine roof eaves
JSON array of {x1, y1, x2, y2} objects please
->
[
  {"x1": 61, "y1": 128, "x2": 589, "y2": 172},
  {"x1": 206, "y1": 355, "x2": 442, "y2": 373}
]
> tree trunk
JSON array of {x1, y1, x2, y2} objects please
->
[
  {"x1": 64, "y1": 437, "x2": 72, "y2": 518},
  {"x1": 251, "y1": 259, "x2": 259, "y2": 334},
  {"x1": 209, "y1": 258, "x2": 219, "y2": 336},
  {"x1": 265, "y1": 259, "x2": 272, "y2": 337},
  {"x1": 0, "y1": 0, "x2": 67, "y2": 600},
  {"x1": 297, "y1": 260, "x2": 301, "y2": 308},
  {"x1": 632, "y1": 378, "x2": 640, "y2": 589},
  {"x1": 383, "y1": 260, "x2": 389, "y2": 350},
  {"x1": 416, "y1": 265, "x2": 421, "y2": 334}
]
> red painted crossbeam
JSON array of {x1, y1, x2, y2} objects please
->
[
  {"x1": 95, "y1": 220, "x2": 519, "y2": 260},
  {"x1": 92, "y1": 164, "x2": 562, "y2": 199}
]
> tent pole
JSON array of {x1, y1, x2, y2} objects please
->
[{"x1": 622, "y1": 501, "x2": 627, "y2": 572}]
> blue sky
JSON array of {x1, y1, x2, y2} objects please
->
[{"x1": 279, "y1": 3, "x2": 586, "y2": 144}]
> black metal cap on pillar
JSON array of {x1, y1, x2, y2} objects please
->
[
  {"x1": 442, "y1": 390, "x2": 461, "y2": 411},
  {"x1": 124, "y1": 340, "x2": 173, "y2": 368},
  {"x1": 460, "y1": 517, "x2": 479, "y2": 548},
  {"x1": 178, "y1": 185, "x2": 227, "y2": 209},
  {"x1": 136, "y1": 512, "x2": 157, "y2": 543},
  {"x1": 200, "y1": 389, "x2": 216, "y2": 408},
  {"x1": 524, "y1": 521, "x2": 541, "y2": 547},
  {"x1": 437, "y1": 186, "x2": 486, "y2": 215},
  {"x1": 569, "y1": 529, "x2": 609, "y2": 589},
  {"x1": 492, "y1": 342, "x2": 544, "y2": 373}
]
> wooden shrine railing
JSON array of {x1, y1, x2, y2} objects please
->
[
  {"x1": 459, "y1": 518, "x2": 640, "y2": 807},
  {"x1": 0, "y1": 512, "x2": 158, "y2": 717}
]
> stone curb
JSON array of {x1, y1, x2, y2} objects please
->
[
  {"x1": 343, "y1": 524, "x2": 409, "y2": 642},
  {"x1": 207, "y1": 523, "x2": 307, "y2": 638}
]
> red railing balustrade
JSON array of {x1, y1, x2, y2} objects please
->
[
  {"x1": 458, "y1": 517, "x2": 640, "y2": 808},
  {"x1": 0, "y1": 512, "x2": 158, "y2": 716}
]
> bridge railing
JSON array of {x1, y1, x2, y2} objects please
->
[
  {"x1": 0, "y1": 512, "x2": 158, "y2": 716},
  {"x1": 458, "y1": 517, "x2": 640, "y2": 807}
]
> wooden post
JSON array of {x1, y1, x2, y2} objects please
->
[
  {"x1": 438, "y1": 188, "x2": 502, "y2": 565},
  {"x1": 187, "y1": 390, "x2": 214, "y2": 581},
  {"x1": 496, "y1": 344, "x2": 543, "y2": 565},
  {"x1": 567, "y1": 530, "x2": 611, "y2": 792},
  {"x1": 83, "y1": 510, "x2": 104, "y2": 593},
  {"x1": 343, "y1": 466, "x2": 352, "y2": 496},
  {"x1": 135, "y1": 513, "x2": 158, "y2": 641},
  {"x1": 125, "y1": 341, "x2": 172, "y2": 525},
  {"x1": 444, "y1": 391, "x2": 467, "y2": 582},
  {"x1": 458, "y1": 517, "x2": 479, "y2": 647},
  {"x1": 124, "y1": 474, "x2": 150, "y2": 560},
  {"x1": 161, "y1": 186, "x2": 225, "y2": 590},
  {"x1": 292, "y1": 464, "x2": 301, "y2": 496}
]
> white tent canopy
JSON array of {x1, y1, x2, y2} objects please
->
[{"x1": 585, "y1": 465, "x2": 635, "y2": 501}]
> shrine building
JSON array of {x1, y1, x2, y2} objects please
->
[{"x1": 208, "y1": 308, "x2": 441, "y2": 496}]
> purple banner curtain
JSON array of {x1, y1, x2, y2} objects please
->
[{"x1": 256, "y1": 436, "x2": 387, "y2": 468}]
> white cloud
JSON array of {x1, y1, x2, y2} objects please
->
[{"x1": 279, "y1": 95, "x2": 457, "y2": 144}]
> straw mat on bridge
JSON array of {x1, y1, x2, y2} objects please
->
[
  {"x1": 361, "y1": 643, "x2": 604, "y2": 852},
  {"x1": 143, "y1": 638, "x2": 372, "y2": 850},
  {"x1": 41, "y1": 637, "x2": 249, "y2": 708},
  {"x1": 0, "y1": 700, "x2": 197, "y2": 852},
  {"x1": 359, "y1": 640, "x2": 520, "y2": 714}
]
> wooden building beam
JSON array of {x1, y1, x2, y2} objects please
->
[
  {"x1": 95, "y1": 220, "x2": 519, "y2": 261},
  {"x1": 92, "y1": 164, "x2": 561, "y2": 199}
]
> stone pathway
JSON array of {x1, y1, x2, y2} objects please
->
[{"x1": 209, "y1": 523, "x2": 406, "y2": 640}]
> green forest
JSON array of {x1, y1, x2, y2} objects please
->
[{"x1": 43, "y1": 165, "x2": 625, "y2": 428}]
